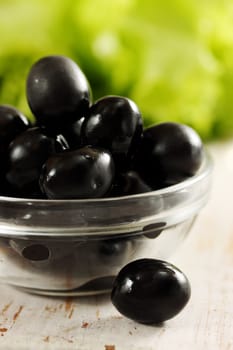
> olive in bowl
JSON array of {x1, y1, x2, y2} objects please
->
[
  {"x1": 0, "y1": 150, "x2": 212, "y2": 295},
  {"x1": 26, "y1": 55, "x2": 92, "y2": 130}
]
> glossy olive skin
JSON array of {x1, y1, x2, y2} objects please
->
[
  {"x1": 111, "y1": 258, "x2": 191, "y2": 324},
  {"x1": 82, "y1": 96, "x2": 143, "y2": 170},
  {"x1": 0, "y1": 105, "x2": 30, "y2": 152},
  {"x1": 0, "y1": 105, "x2": 30, "y2": 179},
  {"x1": 61, "y1": 117, "x2": 85, "y2": 149},
  {"x1": 40, "y1": 146, "x2": 115, "y2": 199},
  {"x1": 26, "y1": 55, "x2": 91, "y2": 129},
  {"x1": 134, "y1": 122, "x2": 203, "y2": 188},
  {"x1": 6, "y1": 127, "x2": 60, "y2": 195},
  {"x1": 109, "y1": 170, "x2": 151, "y2": 197},
  {"x1": 54, "y1": 134, "x2": 69, "y2": 152}
]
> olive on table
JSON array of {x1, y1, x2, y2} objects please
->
[
  {"x1": 40, "y1": 146, "x2": 115, "y2": 199},
  {"x1": 111, "y1": 258, "x2": 191, "y2": 324}
]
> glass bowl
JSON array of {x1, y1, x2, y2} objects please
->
[{"x1": 0, "y1": 150, "x2": 212, "y2": 296}]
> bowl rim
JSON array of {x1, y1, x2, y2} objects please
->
[{"x1": 0, "y1": 148, "x2": 213, "y2": 205}]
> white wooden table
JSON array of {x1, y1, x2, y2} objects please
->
[{"x1": 0, "y1": 141, "x2": 233, "y2": 350}]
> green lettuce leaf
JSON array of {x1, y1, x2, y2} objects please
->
[{"x1": 0, "y1": 0, "x2": 233, "y2": 140}]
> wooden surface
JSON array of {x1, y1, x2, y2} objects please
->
[{"x1": 0, "y1": 141, "x2": 233, "y2": 350}]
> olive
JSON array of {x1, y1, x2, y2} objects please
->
[
  {"x1": 9, "y1": 239, "x2": 77, "y2": 263},
  {"x1": 98, "y1": 237, "x2": 132, "y2": 259},
  {"x1": 6, "y1": 127, "x2": 61, "y2": 195},
  {"x1": 109, "y1": 170, "x2": 152, "y2": 197},
  {"x1": 82, "y1": 96, "x2": 143, "y2": 171},
  {"x1": 26, "y1": 55, "x2": 91, "y2": 130},
  {"x1": 134, "y1": 122, "x2": 203, "y2": 188},
  {"x1": 61, "y1": 117, "x2": 85, "y2": 149},
  {"x1": 0, "y1": 105, "x2": 30, "y2": 153},
  {"x1": 40, "y1": 146, "x2": 115, "y2": 199},
  {"x1": 0, "y1": 104, "x2": 30, "y2": 176},
  {"x1": 111, "y1": 258, "x2": 191, "y2": 324}
]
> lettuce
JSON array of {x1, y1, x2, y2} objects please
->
[{"x1": 0, "y1": 0, "x2": 233, "y2": 140}]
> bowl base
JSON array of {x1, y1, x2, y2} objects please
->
[{"x1": 9, "y1": 276, "x2": 115, "y2": 297}]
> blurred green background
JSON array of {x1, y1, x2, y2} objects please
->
[{"x1": 0, "y1": 0, "x2": 233, "y2": 140}]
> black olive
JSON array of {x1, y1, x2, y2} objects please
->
[
  {"x1": 133, "y1": 122, "x2": 203, "y2": 189},
  {"x1": 40, "y1": 146, "x2": 115, "y2": 199},
  {"x1": 111, "y1": 258, "x2": 191, "y2": 324},
  {"x1": 109, "y1": 170, "x2": 152, "y2": 197},
  {"x1": 0, "y1": 104, "x2": 30, "y2": 179},
  {"x1": 0, "y1": 105, "x2": 30, "y2": 154},
  {"x1": 22, "y1": 244, "x2": 50, "y2": 261},
  {"x1": 26, "y1": 55, "x2": 92, "y2": 130},
  {"x1": 99, "y1": 239, "x2": 128, "y2": 257},
  {"x1": 6, "y1": 126, "x2": 60, "y2": 195},
  {"x1": 61, "y1": 117, "x2": 85, "y2": 149},
  {"x1": 142, "y1": 222, "x2": 166, "y2": 239},
  {"x1": 82, "y1": 96, "x2": 143, "y2": 171}
]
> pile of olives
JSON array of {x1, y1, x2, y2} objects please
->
[
  {"x1": 0, "y1": 55, "x2": 200, "y2": 323},
  {"x1": 0, "y1": 55, "x2": 203, "y2": 199}
]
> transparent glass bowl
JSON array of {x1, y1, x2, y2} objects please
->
[{"x1": 0, "y1": 151, "x2": 212, "y2": 296}]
